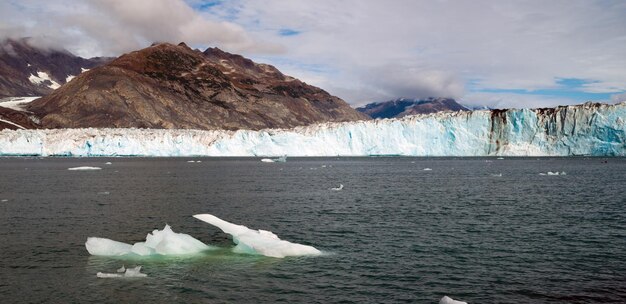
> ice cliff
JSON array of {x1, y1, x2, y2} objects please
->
[{"x1": 0, "y1": 102, "x2": 624, "y2": 156}]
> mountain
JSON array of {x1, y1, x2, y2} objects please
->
[
  {"x1": 2, "y1": 102, "x2": 624, "y2": 156},
  {"x1": 0, "y1": 38, "x2": 109, "y2": 98},
  {"x1": 27, "y1": 42, "x2": 368, "y2": 130},
  {"x1": 356, "y1": 97, "x2": 468, "y2": 119}
]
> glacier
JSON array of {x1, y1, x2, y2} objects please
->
[{"x1": 0, "y1": 102, "x2": 624, "y2": 156}]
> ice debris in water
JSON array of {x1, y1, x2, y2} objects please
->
[
  {"x1": 440, "y1": 296, "x2": 467, "y2": 304},
  {"x1": 261, "y1": 155, "x2": 287, "y2": 163},
  {"x1": 97, "y1": 266, "x2": 147, "y2": 278},
  {"x1": 68, "y1": 166, "x2": 101, "y2": 171},
  {"x1": 117, "y1": 265, "x2": 125, "y2": 273},
  {"x1": 423, "y1": 168, "x2": 432, "y2": 171},
  {"x1": 193, "y1": 214, "x2": 321, "y2": 258},
  {"x1": 104, "y1": 162, "x2": 112, "y2": 165},
  {"x1": 540, "y1": 171, "x2": 566, "y2": 176},
  {"x1": 85, "y1": 225, "x2": 211, "y2": 256},
  {"x1": 491, "y1": 173, "x2": 502, "y2": 177},
  {"x1": 331, "y1": 184, "x2": 344, "y2": 191}
]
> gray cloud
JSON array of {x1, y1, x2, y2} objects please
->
[
  {"x1": 2, "y1": 0, "x2": 626, "y2": 108},
  {"x1": 0, "y1": 0, "x2": 283, "y2": 57}
]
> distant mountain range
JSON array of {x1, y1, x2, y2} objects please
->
[
  {"x1": 0, "y1": 38, "x2": 109, "y2": 98},
  {"x1": 0, "y1": 40, "x2": 367, "y2": 130},
  {"x1": 356, "y1": 98, "x2": 468, "y2": 119}
]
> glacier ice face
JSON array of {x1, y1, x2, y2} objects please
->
[
  {"x1": 1, "y1": 102, "x2": 624, "y2": 156},
  {"x1": 193, "y1": 214, "x2": 322, "y2": 258},
  {"x1": 85, "y1": 225, "x2": 211, "y2": 257}
]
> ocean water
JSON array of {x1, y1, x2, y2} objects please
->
[{"x1": 0, "y1": 157, "x2": 625, "y2": 303}]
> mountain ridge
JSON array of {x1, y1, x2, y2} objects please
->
[{"x1": 26, "y1": 42, "x2": 368, "y2": 130}]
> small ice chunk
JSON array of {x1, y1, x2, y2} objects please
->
[
  {"x1": 116, "y1": 265, "x2": 125, "y2": 273},
  {"x1": 423, "y1": 168, "x2": 432, "y2": 171},
  {"x1": 193, "y1": 214, "x2": 322, "y2": 258},
  {"x1": 261, "y1": 158, "x2": 274, "y2": 163},
  {"x1": 97, "y1": 266, "x2": 147, "y2": 278},
  {"x1": 68, "y1": 166, "x2": 101, "y2": 171},
  {"x1": 85, "y1": 225, "x2": 211, "y2": 256},
  {"x1": 497, "y1": 157, "x2": 504, "y2": 160},
  {"x1": 490, "y1": 173, "x2": 502, "y2": 177},
  {"x1": 331, "y1": 184, "x2": 344, "y2": 191},
  {"x1": 187, "y1": 160, "x2": 195, "y2": 163},
  {"x1": 104, "y1": 162, "x2": 112, "y2": 165},
  {"x1": 547, "y1": 171, "x2": 559, "y2": 175},
  {"x1": 1, "y1": 199, "x2": 8, "y2": 202},
  {"x1": 440, "y1": 296, "x2": 467, "y2": 304}
]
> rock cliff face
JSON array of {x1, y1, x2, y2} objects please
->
[
  {"x1": 2, "y1": 102, "x2": 624, "y2": 156},
  {"x1": 0, "y1": 38, "x2": 108, "y2": 97},
  {"x1": 27, "y1": 42, "x2": 368, "y2": 130},
  {"x1": 356, "y1": 97, "x2": 468, "y2": 119}
]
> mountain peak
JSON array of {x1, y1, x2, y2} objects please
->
[
  {"x1": 356, "y1": 97, "x2": 468, "y2": 119},
  {"x1": 26, "y1": 42, "x2": 368, "y2": 130}
]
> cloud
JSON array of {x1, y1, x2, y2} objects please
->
[
  {"x1": 204, "y1": 0, "x2": 626, "y2": 106},
  {"x1": 0, "y1": 0, "x2": 282, "y2": 57},
  {"x1": 610, "y1": 92, "x2": 626, "y2": 104},
  {"x1": 2, "y1": 0, "x2": 626, "y2": 108}
]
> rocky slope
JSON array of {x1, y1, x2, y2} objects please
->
[
  {"x1": 356, "y1": 97, "x2": 468, "y2": 119},
  {"x1": 0, "y1": 38, "x2": 108, "y2": 97},
  {"x1": 27, "y1": 42, "x2": 368, "y2": 130}
]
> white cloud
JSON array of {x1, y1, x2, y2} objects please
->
[
  {"x1": 206, "y1": 0, "x2": 626, "y2": 106},
  {"x1": 2, "y1": 0, "x2": 626, "y2": 108},
  {"x1": 0, "y1": 0, "x2": 282, "y2": 57}
]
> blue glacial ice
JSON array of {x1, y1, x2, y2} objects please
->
[{"x1": 1, "y1": 102, "x2": 624, "y2": 156}]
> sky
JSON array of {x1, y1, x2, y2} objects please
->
[{"x1": 1, "y1": 0, "x2": 626, "y2": 108}]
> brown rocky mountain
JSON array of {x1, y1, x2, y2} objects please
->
[
  {"x1": 27, "y1": 42, "x2": 368, "y2": 130},
  {"x1": 0, "y1": 38, "x2": 109, "y2": 98},
  {"x1": 356, "y1": 97, "x2": 468, "y2": 119}
]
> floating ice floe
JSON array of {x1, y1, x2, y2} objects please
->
[
  {"x1": 331, "y1": 184, "x2": 344, "y2": 191},
  {"x1": 261, "y1": 155, "x2": 287, "y2": 163},
  {"x1": 540, "y1": 171, "x2": 567, "y2": 176},
  {"x1": 1, "y1": 199, "x2": 8, "y2": 202},
  {"x1": 193, "y1": 214, "x2": 321, "y2": 258},
  {"x1": 187, "y1": 160, "x2": 196, "y2": 163},
  {"x1": 97, "y1": 266, "x2": 147, "y2": 278},
  {"x1": 85, "y1": 225, "x2": 211, "y2": 256},
  {"x1": 104, "y1": 162, "x2": 112, "y2": 165},
  {"x1": 68, "y1": 166, "x2": 101, "y2": 171},
  {"x1": 423, "y1": 168, "x2": 432, "y2": 171},
  {"x1": 491, "y1": 173, "x2": 502, "y2": 177},
  {"x1": 497, "y1": 157, "x2": 504, "y2": 160},
  {"x1": 440, "y1": 296, "x2": 467, "y2": 304}
]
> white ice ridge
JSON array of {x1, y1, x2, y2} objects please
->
[
  {"x1": 440, "y1": 296, "x2": 467, "y2": 304},
  {"x1": 193, "y1": 214, "x2": 322, "y2": 258},
  {"x1": 85, "y1": 224, "x2": 211, "y2": 256},
  {"x1": 68, "y1": 166, "x2": 101, "y2": 170},
  {"x1": 1, "y1": 102, "x2": 625, "y2": 156},
  {"x1": 97, "y1": 266, "x2": 147, "y2": 278}
]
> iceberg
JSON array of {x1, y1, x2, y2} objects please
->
[
  {"x1": 193, "y1": 214, "x2": 322, "y2": 258},
  {"x1": 68, "y1": 166, "x2": 101, "y2": 170},
  {"x1": 85, "y1": 225, "x2": 211, "y2": 256},
  {"x1": 96, "y1": 266, "x2": 147, "y2": 278},
  {"x1": 440, "y1": 296, "x2": 467, "y2": 304},
  {"x1": 1, "y1": 102, "x2": 624, "y2": 157}
]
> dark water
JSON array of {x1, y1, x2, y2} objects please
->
[{"x1": 0, "y1": 157, "x2": 625, "y2": 303}]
